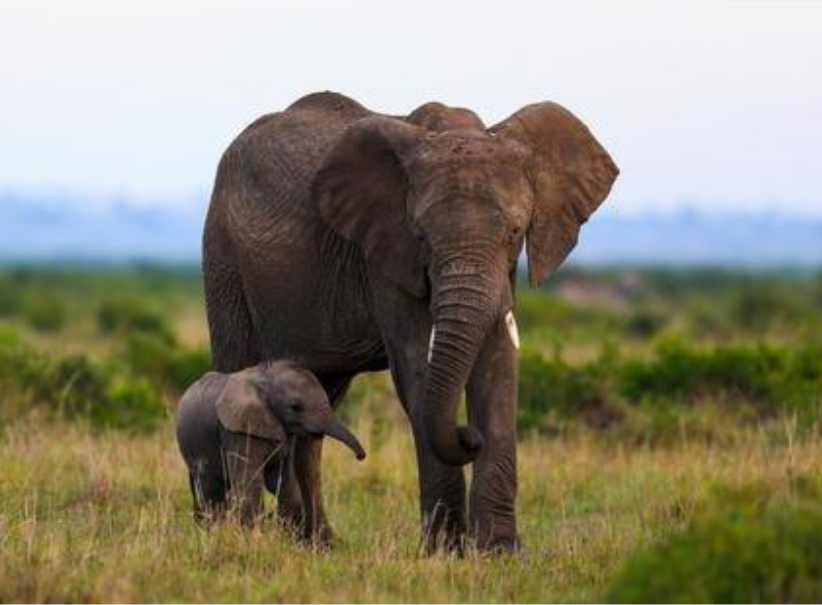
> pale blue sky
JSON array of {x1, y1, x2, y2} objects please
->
[{"x1": 1, "y1": 1, "x2": 820, "y2": 215}]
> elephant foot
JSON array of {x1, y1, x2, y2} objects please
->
[
  {"x1": 477, "y1": 534, "x2": 522, "y2": 556},
  {"x1": 276, "y1": 507, "x2": 306, "y2": 536},
  {"x1": 275, "y1": 505, "x2": 337, "y2": 550},
  {"x1": 193, "y1": 504, "x2": 227, "y2": 528},
  {"x1": 301, "y1": 522, "x2": 337, "y2": 551},
  {"x1": 419, "y1": 511, "x2": 467, "y2": 557},
  {"x1": 420, "y1": 531, "x2": 465, "y2": 557}
]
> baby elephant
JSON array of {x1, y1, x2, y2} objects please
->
[{"x1": 176, "y1": 361, "x2": 366, "y2": 525}]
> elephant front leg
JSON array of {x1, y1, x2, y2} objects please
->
[
  {"x1": 293, "y1": 436, "x2": 335, "y2": 548},
  {"x1": 386, "y1": 339, "x2": 468, "y2": 554},
  {"x1": 466, "y1": 319, "x2": 520, "y2": 552},
  {"x1": 265, "y1": 446, "x2": 306, "y2": 535},
  {"x1": 371, "y1": 282, "x2": 467, "y2": 553},
  {"x1": 410, "y1": 411, "x2": 468, "y2": 555}
]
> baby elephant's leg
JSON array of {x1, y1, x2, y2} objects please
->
[
  {"x1": 294, "y1": 436, "x2": 333, "y2": 545},
  {"x1": 189, "y1": 458, "x2": 228, "y2": 525},
  {"x1": 265, "y1": 450, "x2": 306, "y2": 534},
  {"x1": 223, "y1": 432, "x2": 270, "y2": 526},
  {"x1": 293, "y1": 375, "x2": 353, "y2": 547}
]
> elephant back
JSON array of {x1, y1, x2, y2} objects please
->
[{"x1": 287, "y1": 91, "x2": 370, "y2": 120}]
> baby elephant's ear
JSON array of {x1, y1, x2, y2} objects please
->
[{"x1": 216, "y1": 375, "x2": 286, "y2": 443}]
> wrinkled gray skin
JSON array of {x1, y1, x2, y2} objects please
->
[
  {"x1": 203, "y1": 91, "x2": 618, "y2": 552},
  {"x1": 176, "y1": 361, "x2": 365, "y2": 528}
]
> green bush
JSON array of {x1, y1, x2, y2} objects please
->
[
  {"x1": 120, "y1": 332, "x2": 210, "y2": 392},
  {"x1": 515, "y1": 288, "x2": 619, "y2": 341},
  {"x1": 618, "y1": 338, "x2": 822, "y2": 421},
  {"x1": 0, "y1": 275, "x2": 23, "y2": 317},
  {"x1": 4, "y1": 266, "x2": 822, "y2": 438},
  {"x1": 0, "y1": 347, "x2": 112, "y2": 418},
  {"x1": 607, "y1": 502, "x2": 822, "y2": 603},
  {"x1": 47, "y1": 354, "x2": 110, "y2": 416},
  {"x1": 0, "y1": 324, "x2": 23, "y2": 347},
  {"x1": 516, "y1": 338, "x2": 822, "y2": 435},
  {"x1": 516, "y1": 293, "x2": 577, "y2": 332},
  {"x1": 518, "y1": 348, "x2": 616, "y2": 432},
  {"x1": 24, "y1": 293, "x2": 67, "y2": 332},
  {"x1": 0, "y1": 338, "x2": 167, "y2": 432},
  {"x1": 97, "y1": 298, "x2": 176, "y2": 343},
  {"x1": 168, "y1": 347, "x2": 212, "y2": 391},
  {"x1": 94, "y1": 379, "x2": 168, "y2": 432},
  {"x1": 728, "y1": 285, "x2": 804, "y2": 333},
  {"x1": 0, "y1": 340, "x2": 50, "y2": 411},
  {"x1": 624, "y1": 306, "x2": 667, "y2": 339}
]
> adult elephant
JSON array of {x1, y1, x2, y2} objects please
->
[{"x1": 203, "y1": 91, "x2": 618, "y2": 552}]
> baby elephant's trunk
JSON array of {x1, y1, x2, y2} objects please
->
[{"x1": 321, "y1": 416, "x2": 367, "y2": 460}]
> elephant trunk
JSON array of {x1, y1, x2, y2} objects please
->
[
  {"x1": 423, "y1": 260, "x2": 509, "y2": 466},
  {"x1": 319, "y1": 415, "x2": 367, "y2": 461}
]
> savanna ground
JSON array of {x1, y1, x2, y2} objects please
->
[{"x1": 2, "y1": 266, "x2": 822, "y2": 602}]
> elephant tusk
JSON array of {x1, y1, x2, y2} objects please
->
[
  {"x1": 427, "y1": 326, "x2": 436, "y2": 363},
  {"x1": 505, "y1": 310, "x2": 520, "y2": 350}
]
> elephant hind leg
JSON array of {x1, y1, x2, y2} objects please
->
[{"x1": 203, "y1": 256, "x2": 261, "y2": 373}]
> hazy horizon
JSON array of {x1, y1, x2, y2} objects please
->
[{"x1": 1, "y1": 1, "x2": 821, "y2": 218}]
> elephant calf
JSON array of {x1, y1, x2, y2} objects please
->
[{"x1": 175, "y1": 360, "x2": 366, "y2": 526}]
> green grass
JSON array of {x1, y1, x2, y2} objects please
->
[
  {"x1": 2, "y1": 413, "x2": 820, "y2": 602},
  {"x1": 2, "y1": 265, "x2": 822, "y2": 602}
]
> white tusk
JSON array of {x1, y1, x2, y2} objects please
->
[
  {"x1": 505, "y1": 310, "x2": 520, "y2": 350},
  {"x1": 427, "y1": 326, "x2": 436, "y2": 363}
]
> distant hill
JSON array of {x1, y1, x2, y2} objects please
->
[
  {"x1": 0, "y1": 193, "x2": 204, "y2": 263},
  {"x1": 1, "y1": 193, "x2": 821, "y2": 268},
  {"x1": 577, "y1": 208, "x2": 822, "y2": 268}
]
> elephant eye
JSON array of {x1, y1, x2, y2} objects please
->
[{"x1": 289, "y1": 401, "x2": 305, "y2": 414}]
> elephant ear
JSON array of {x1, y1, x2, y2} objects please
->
[
  {"x1": 216, "y1": 374, "x2": 286, "y2": 443},
  {"x1": 313, "y1": 116, "x2": 427, "y2": 298},
  {"x1": 491, "y1": 102, "x2": 619, "y2": 286}
]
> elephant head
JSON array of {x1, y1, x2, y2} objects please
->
[
  {"x1": 217, "y1": 364, "x2": 366, "y2": 460},
  {"x1": 313, "y1": 101, "x2": 618, "y2": 466}
]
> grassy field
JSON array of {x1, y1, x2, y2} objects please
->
[{"x1": 1, "y1": 266, "x2": 822, "y2": 602}]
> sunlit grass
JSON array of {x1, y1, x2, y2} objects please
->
[{"x1": 1, "y1": 408, "x2": 818, "y2": 603}]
